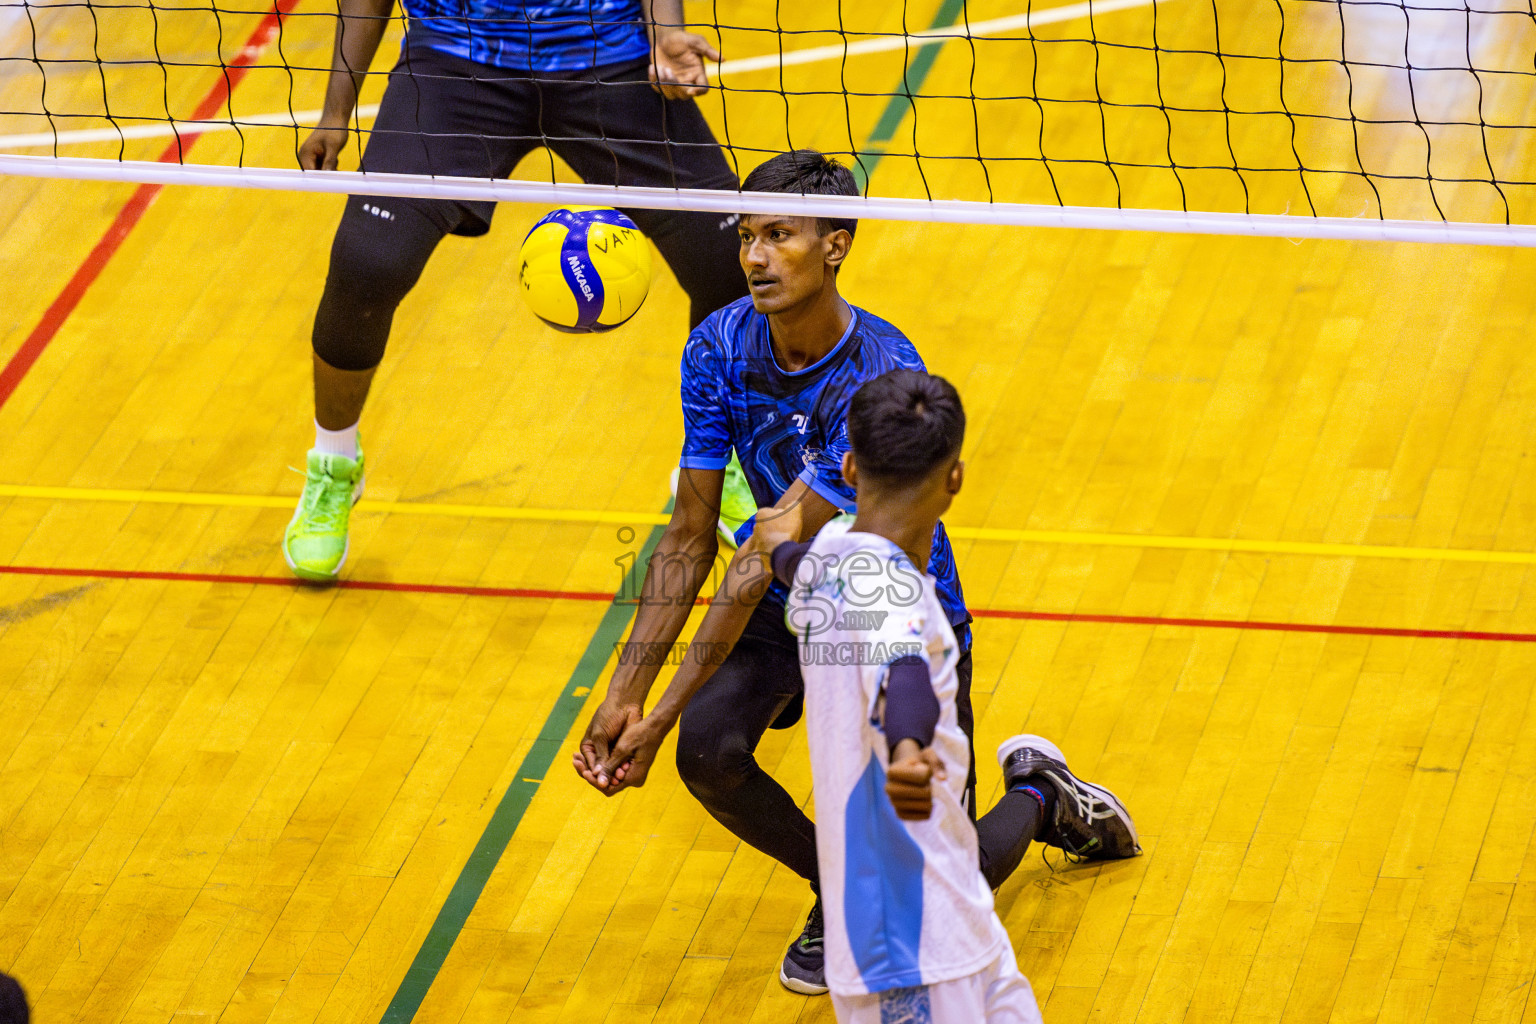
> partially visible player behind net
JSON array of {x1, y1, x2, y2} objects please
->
[{"x1": 282, "y1": 0, "x2": 752, "y2": 581}]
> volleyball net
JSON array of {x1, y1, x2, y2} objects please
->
[{"x1": 0, "y1": 0, "x2": 1533, "y2": 245}]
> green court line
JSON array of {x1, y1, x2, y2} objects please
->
[
  {"x1": 851, "y1": 0, "x2": 968, "y2": 190},
  {"x1": 379, "y1": 3, "x2": 971, "y2": 1017},
  {"x1": 379, "y1": 518, "x2": 667, "y2": 1024}
]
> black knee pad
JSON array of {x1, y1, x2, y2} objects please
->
[
  {"x1": 674, "y1": 714, "x2": 754, "y2": 798},
  {"x1": 311, "y1": 197, "x2": 447, "y2": 371}
]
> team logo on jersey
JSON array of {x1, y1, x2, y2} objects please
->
[{"x1": 799, "y1": 445, "x2": 822, "y2": 467}]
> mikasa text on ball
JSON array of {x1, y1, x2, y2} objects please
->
[{"x1": 518, "y1": 207, "x2": 653, "y2": 333}]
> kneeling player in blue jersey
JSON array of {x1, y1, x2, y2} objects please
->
[
  {"x1": 573, "y1": 150, "x2": 1139, "y2": 996},
  {"x1": 753, "y1": 369, "x2": 1139, "y2": 1022}
]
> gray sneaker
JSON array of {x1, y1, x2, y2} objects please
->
[
  {"x1": 779, "y1": 898, "x2": 827, "y2": 995},
  {"x1": 998, "y1": 734, "x2": 1141, "y2": 861}
]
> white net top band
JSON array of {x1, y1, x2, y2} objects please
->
[{"x1": 2, "y1": 153, "x2": 1532, "y2": 248}]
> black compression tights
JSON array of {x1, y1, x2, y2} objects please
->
[
  {"x1": 311, "y1": 197, "x2": 445, "y2": 372},
  {"x1": 676, "y1": 603, "x2": 1044, "y2": 892}
]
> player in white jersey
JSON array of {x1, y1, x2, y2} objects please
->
[{"x1": 752, "y1": 369, "x2": 1140, "y2": 1022}]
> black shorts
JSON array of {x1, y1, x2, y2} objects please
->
[{"x1": 359, "y1": 45, "x2": 741, "y2": 237}]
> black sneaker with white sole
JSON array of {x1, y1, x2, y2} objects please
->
[
  {"x1": 999, "y1": 734, "x2": 1141, "y2": 861},
  {"x1": 779, "y1": 898, "x2": 828, "y2": 995}
]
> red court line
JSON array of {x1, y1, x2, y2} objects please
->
[
  {"x1": 0, "y1": 1, "x2": 299, "y2": 411},
  {"x1": 4, "y1": 562, "x2": 1535, "y2": 643}
]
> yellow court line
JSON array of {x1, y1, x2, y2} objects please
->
[
  {"x1": 2, "y1": 482, "x2": 1535, "y2": 565},
  {"x1": 958, "y1": 527, "x2": 1536, "y2": 565},
  {"x1": 0, "y1": 483, "x2": 672, "y2": 526}
]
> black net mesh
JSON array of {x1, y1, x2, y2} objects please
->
[{"x1": 0, "y1": 0, "x2": 1532, "y2": 224}]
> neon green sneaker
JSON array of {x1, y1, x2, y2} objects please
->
[
  {"x1": 718, "y1": 451, "x2": 757, "y2": 547},
  {"x1": 669, "y1": 450, "x2": 757, "y2": 548},
  {"x1": 283, "y1": 448, "x2": 365, "y2": 581}
]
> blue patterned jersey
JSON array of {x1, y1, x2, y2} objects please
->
[
  {"x1": 402, "y1": 0, "x2": 650, "y2": 72},
  {"x1": 679, "y1": 297, "x2": 970, "y2": 639}
]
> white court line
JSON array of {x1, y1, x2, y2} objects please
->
[
  {"x1": 0, "y1": 0, "x2": 1155, "y2": 150},
  {"x1": 709, "y1": 0, "x2": 1152, "y2": 75}
]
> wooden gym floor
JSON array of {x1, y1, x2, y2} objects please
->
[{"x1": 1, "y1": 1, "x2": 1535, "y2": 1021}]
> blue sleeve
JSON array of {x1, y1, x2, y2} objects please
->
[
  {"x1": 797, "y1": 417, "x2": 855, "y2": 511},
  {"x1": 679, "y1": 330, "x2": 731, "y2": 470},
  {"x1": 883, "y1": 655, "x2": 939, "y2": 749}
]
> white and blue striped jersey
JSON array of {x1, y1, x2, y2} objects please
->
[{"x1": 785, "y1": 520, "x2": 1008, "y2": 997}]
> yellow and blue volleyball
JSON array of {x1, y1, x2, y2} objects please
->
[{"x1": 518, "y1": 207, "x2": 653, "y2": 333}]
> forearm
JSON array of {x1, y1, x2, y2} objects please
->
[
  {"x1": 605, "y1": 527, "x2": 719, "y2": 707},
  {"x1": 646, "y1": 543, "x2": 774, "y2": 723},
  {"x1": 319, "y1": 0, "x2": 394, "y2": 124},
  {"x1": 631, "y1": 482, "x2": 830, "y2": 725},
  {"x1": 640, "y1": 0, "x2": 687, "y2": 39}
]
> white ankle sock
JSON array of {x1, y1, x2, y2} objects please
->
[{"x1": 314, "y1": 421, "x2": 359, "y2": 459}]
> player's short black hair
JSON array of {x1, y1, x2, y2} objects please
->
[
  {"x1": 847, "y1": 369, "x2": 965, "y2": 485},
  {"x1": 0, "y1": 973, "x2": 29, "y2": 1024},
  {"x1": 741, "y1": 149, "x2": 860, "y2": 238}
]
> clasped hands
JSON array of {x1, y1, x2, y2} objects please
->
[
  {"x1": 572, "y1": 500, "x2": 943, "y2": 816},
  {"x1": 574, "y1": 709, "x2": 945, "y2": 824},
  {"x1": 572, "y1": 699, "x2": 668, "y2": 796}
]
